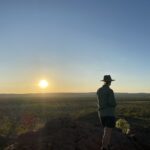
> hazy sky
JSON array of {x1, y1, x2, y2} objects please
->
[{"x1": 0, "y1": 0, "x2": 150, "y2": 93}]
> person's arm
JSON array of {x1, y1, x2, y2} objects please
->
[
  {"x1": 108, "y1": 90, "x2": 117, "y2": 107},
  {"x1": 97, "y1": 89, "x2": 108, "y2": 110},
  {"x1": 96, "y1": 90, "x2": 101, "y2": 110}
]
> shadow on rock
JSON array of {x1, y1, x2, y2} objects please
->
[{"x1": 4, "y1": 116, "x2": 150, "y2": 150}]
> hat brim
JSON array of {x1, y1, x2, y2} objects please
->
[{"x1": 101, "y1": 79, "x2": 115, "y2": 82}]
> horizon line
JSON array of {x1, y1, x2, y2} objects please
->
[{"x1": 0, "y1": 92, "x2": 150, "y2": 95}]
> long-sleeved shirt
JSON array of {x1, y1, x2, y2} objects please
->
[{"x1": 97, "y1": 84, "x2": 117, "y2": 117}]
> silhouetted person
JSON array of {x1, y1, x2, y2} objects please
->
[{"x1": 97, "y1": 75, "x2": 117, "y2": 150}]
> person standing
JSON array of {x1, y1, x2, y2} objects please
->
[{"x1": 97, "y1": 75, "x2": 117, "y2": 150}]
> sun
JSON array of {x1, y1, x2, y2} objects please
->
[{"x1": 38, "y1": 80, "x2": 48, "y2": 89}]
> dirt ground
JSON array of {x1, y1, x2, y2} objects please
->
[{"x1": 4, "y1": 117, "x2": 150, "y2": 150}]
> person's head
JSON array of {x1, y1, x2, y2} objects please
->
[
  {"x1": 101, "y1": 75, "x2": 115, "y2": 86},
  {"x1": 105, "y1": 81, "x2": 111, "y2": 86}
]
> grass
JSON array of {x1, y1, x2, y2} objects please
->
[{"x1": 0, "y1": 93, "x2": 150, "y2": 138}]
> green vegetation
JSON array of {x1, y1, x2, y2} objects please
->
[
  {"x1": 116, "y1": 98, "x2": 150, "y2": 128},
  {"x1": 0, "y1": 93, "x2": 150, "y2": 139}
]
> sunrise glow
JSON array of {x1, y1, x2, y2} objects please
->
[{"x1": 38, "y1": 80, "x2": 49, "y2": 89}]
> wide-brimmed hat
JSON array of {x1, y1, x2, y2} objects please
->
[{"x1": 101, "y1": 75, "x2": 115, "y2": 82}]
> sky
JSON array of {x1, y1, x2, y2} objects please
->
[{"x1": 0, "y1": 0, "x2": 150, "y2": 93}]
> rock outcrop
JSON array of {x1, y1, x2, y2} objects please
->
[{"x1": 5, "y1": 117, "x2": 150, "y2": 150}]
